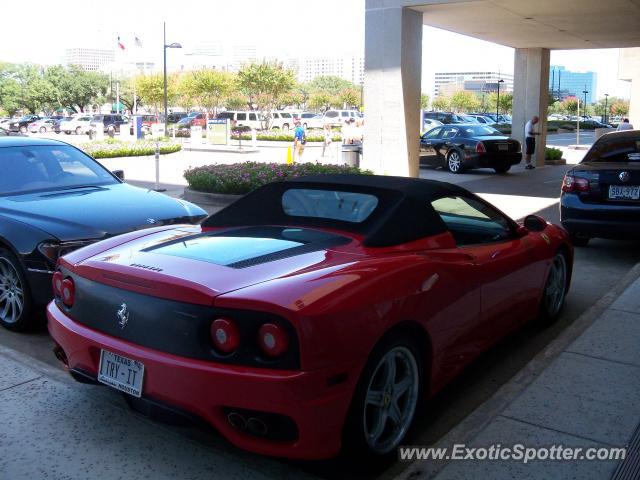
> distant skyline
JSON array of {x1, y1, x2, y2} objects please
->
[{"x1": 0, "y1": 0, "x2": 631, "y2": 100}]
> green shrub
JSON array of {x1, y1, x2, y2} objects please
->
[
  {"x1": 82, "y1": 140, "x2": 182, "y2": 159},
  {"x1": 545, "y1": 147, "x2": 563, "y2": 161},
  {"x1": 184, "y1": 162, "x2": 373, "y2": 195}
]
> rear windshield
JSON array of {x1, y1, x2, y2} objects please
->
[
  {"x1": 459, "y1": 125, "x2": 502, "y2": 137},
  {"x1": 282, "y1": 188, "x2": 378, "y2": 223},
  {"x1": 584, "y1": 138, "x2": 640, "y2": 163}
]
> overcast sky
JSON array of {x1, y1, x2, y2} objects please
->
[{"x1": 0, "y1": 0, "x2": 631, "y2": 99}]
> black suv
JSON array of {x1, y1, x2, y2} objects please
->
[
  {"x1": 167, "y1": 112, "x2": 188, "y2": 123},
  {"x1": 91, "y1": 114, "x2": 129, "y2": 133},
  {"x1": 423, "y1": 111, "x2": 466, "y2": 124},
  {"x1": 9, "y1": 115, "x2": 41, "y2": 133}
]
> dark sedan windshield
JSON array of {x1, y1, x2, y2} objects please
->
[
  {"x1": 459, "y1": 125, "x2": 502, "y2": 137},
  {"x1": 0, "y1": 145, "x2": 118, "y2": 195},
  {"x1": 584, "y1": 137, "x2": 640, "y2": 163}
]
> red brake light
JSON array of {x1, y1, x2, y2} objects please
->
[
  {"x1": 475, "y1": 141, "x2": 486, "y2": 153},
  {"x1": 210, "y1": 318, "x2": 240, "y2": 354},
  {"x1": 52, "y1": 271, "x2": 64, "y2": 296},
  {"x1": 562, "y1": 175, "x2": 589, "y2": 192},
  {"x1": 257, "y1": 323, "x2": 289, "y2": 358},
  {"x1": 61, "y1": 278, "x2": 75, "y2": 307}
]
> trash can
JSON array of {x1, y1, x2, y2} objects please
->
[{"x1": 342, "y1": 144, "x2": 361, "y2": 167}]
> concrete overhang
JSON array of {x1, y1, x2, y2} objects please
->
[{"x1": 410, "y1": 0, "x2": 640, "y2": 49}]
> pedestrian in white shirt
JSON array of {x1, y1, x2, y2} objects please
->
[
  {"x1": 524, "y1": 115, "x2": 540, "y2": 170},
  {"x1": 616, "y1": 118, "x2": 634, "y2": 131}
]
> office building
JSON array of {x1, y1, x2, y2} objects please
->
[
  {"x1": 295, "y1": 55, "x2": 364, "y2": 85},
  {"x1": 549, "y1": 65, "x2": 597, "y2": 103},
  {"x1": 434, "y1": 71, "x2": 514, "y2": 97},
  {"x1": 64, "y1": 48, "x2": 115, "y2": 72}
]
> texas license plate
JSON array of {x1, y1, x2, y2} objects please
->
[
  {"x1": 609, "y1": 185, "x2": 640, "y2": 200},
  {"x1": 98, "y1": 350, "x2": 144, "y2": 397},
  {"x1": 498, "y1": 144, "x2": 508, "y2": 151}
]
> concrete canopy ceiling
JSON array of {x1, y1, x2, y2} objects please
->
[{"x1": 413, "y1": 0, "x2": 640, "y2": 49}]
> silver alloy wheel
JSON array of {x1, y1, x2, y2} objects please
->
[
  {"x1": 0, "y1": 258, "x2": 25, "y2": 325},
  {"x1": 363, "y1": 346, "x2": 419, "y2": 454},
  {"x1": 544, "y1": 254, "x2": 567, "y2": 318},
  {"x1": 448, "y1": 152, "x2": 461, "y2": 172}
]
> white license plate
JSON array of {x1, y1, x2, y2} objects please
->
[
  {"x1": 609, "y1": 185, "x2": 640, "y2": 200},
  {"x1": 498, "y1": 144, "x2": 508, "y2": 151},
  {"x1": 98, "y1": 350, "x2": 144, "y2": 398}
]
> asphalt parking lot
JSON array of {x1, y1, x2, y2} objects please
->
[{"x1": 1, "y1": 157, "x2": 638, "y2": 480}]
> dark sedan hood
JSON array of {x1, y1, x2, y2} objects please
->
[{"x1": 0, "y1": 183, "x2": 204, "y2": 241}]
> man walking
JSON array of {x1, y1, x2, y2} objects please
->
[
  {"x1": 293, "y1": 120, "x2": 306, "y2": 162},
  {"x1": 616, "y1": 118, "x2": 634, "y2": 131},
  {"x1": 524, "y1": 115, "x2": 540, "y2": 170}
]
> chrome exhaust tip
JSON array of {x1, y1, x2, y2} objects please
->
[
  {"x1": 246, "y1": 417, "x2": 268, "y2": 436},
  {"x1": 227, "y1": 412, "x2": 247, "y2": 430}
]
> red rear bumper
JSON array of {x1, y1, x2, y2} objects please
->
[{"x1": 47, "y1": 302, "x2": 356, "y2": 459}]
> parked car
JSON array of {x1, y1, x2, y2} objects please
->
[
  {"x1": 420, "y1": 124, "x2": 522, "y2": 174},
  {"x1": 269, "y1": 111, "x2": 295, "y2": 130},
  {"x1": 322, "y1": 109, "x2": 362, "y2": 127},
  {"x1": 299, "y1": 112, "x2": 325, "y2": 129},
  {"x1": 60, "y1": 115, "x2": 93, "y2": 135},
  {"x1": 53, "y1": 118, "x2": 71, "y2": 134},
  {"x1": 0, "y1": 136, "x2": 207, "y2": 331},
  {"x1": 167, "y1": 112, "x2": 188, "y2": 123},
  {"x1": 90, "y1": 114, "x2": 129, "y2": 134},
  {"x1": 560, "y1": 130, "x2": 640, "y2": 246},
  {"x1": 422, "y1": 111, "x2": 466, "y2": 125},
  {"x1": 467, "y1": 114, "x2": 497, "y2": 125},
  {"x1": 28, "y1": 118, "x2": 57, "y2": 134},
  {"x1": 421, "y1": 118, "x2": 443, "y2": 132},
  {"x1": 9, "y1": 114, "x2": 41, "y2": 133},
  {"x1": 215, "y1": 111, "x2": 265, "y2": 130},
  {"x1": 174, "y1": 112, "x2": 208, "y2": 130},
  {"x1": 47, "y1": 174, "x2": 572, "y2": 459}
]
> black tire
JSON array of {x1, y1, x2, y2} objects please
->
[
  {"x1": 570, "y1": 234, "x2": 590, "y2": 247},
  {"x1": 446, "y1": 150, "x2": 464, "y2": 174},
  {"x1": 538, "y1": 251, "x2": 569, "y2": 325},
  {"x1": 19, "y1": 126, "x2": 27, "y2": 133},
  {"x1": 343, "y1": 331, "x2": 423, "y2": 459},
  {"x1": 39, "y1": 126, "x2": 47, "y2": 133},
  {"x1": 75, "y1": 126, "x2": 82, "y2": 135},
  {"x1": 494, "y1": 165, "x2": 511, "y2": 174},
  {"x1": 0, "y1": 248, "x2": 33, "y2": 332}
]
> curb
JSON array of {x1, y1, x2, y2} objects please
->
[
  {"x1": 182, "y1": 188, "x2": 242, "y2": 208},
  {"x1": 394, "y1": 260, "x2": 640, "y2": 480}
]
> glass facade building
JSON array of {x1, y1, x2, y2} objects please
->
[{"x1": 549, "y1": 65, "x2": 597, "y2": 104}]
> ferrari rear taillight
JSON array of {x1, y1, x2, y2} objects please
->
[
  {"x1": 257, "y1": 323, "x2": 289, "y2": 358},
  {"x1": 52, "y1": 271, "x2": 64, "y2": 296},
  {"x1": 475, "y1": 142, "x2": 486, "y2": 153},
  {"x1": 562, "y1": 174, "x2": 590, "y2": 193},
  {"x1": 211, "y1": 318, "x2": 240, "y2": 354},
  {"x1": 61, "y1": 278, "x2": 75, "y2": 307}
]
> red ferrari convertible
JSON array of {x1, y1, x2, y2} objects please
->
[{"x1": 48, "y1": 175, "x2": 572, "y2": 459}]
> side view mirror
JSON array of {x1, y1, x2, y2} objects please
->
[
  {"x1": 112, "y1": 170, "x2": 125, "y2": 180},
  {"x1": 523, "y1": 214, "x2": 547, "y2": 232}
]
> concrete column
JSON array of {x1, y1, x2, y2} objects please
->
[
  {"x1": 363, "y1": 4, "x2": 422, "y2": 177},
  {"x1": 619, "y1": 48, "x2": 640, "y2": 128},
  {"x1": 512, "y1": 48, "x2": 550, "y2": 167}
]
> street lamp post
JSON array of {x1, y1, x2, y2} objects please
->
[
  {"x1": 582, "y1": 86, "x2": 589, "y2": 120},
  {"x1": 496, "y1": 79, "x2": 505, "y2": 121},
  {"x1": 163, "y1": 22, "x2": 182, "y2": 136},
  {"x1": 604, "y1": 93, "x2": 609, "y2": 124}
]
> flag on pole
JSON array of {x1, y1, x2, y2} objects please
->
[
  {"x1": 134, "y1": 36, "x2": 143, "y2": 47},
  {"x1": 117, "y1": 36, "x2": 125, "y2": 50}
]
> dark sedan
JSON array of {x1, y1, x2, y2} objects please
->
[
  {"x1": 9, "y1": 114, "x2": 41, "y2": 133},
  {"x1": 420, "y1": 124, "x2": 522, "y2": 174},
  {"x1": 560, "y1": 130, "x2": 640, "y2": 246},
  {"x1": 0, "y1": 137, "x2": 207, "y2": 331}
]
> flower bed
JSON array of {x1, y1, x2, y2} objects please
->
[
  {"x1": 82, "y1": 139, "x2": 182, "y2": 159},
  {"x1": 184, "y1": 162, "x2": 372, "y2": 195}
]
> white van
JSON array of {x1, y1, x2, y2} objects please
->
[
  {"x1": 216, "y1": 111, "x2": 266, "y2": 130},
  {"x1": 270, "y1": 111, "x2": 295, "y2": 130},
  {"x1": 322, "y1": 109, "x2": 362, "y2": 127}
]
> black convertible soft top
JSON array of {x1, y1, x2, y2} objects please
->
[{"x1": 203, "y1": 174, "x2": 474, "y2": 247}]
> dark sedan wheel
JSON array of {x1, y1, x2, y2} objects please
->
[
  {"x1": 0, "y1": 249, "x2": 32, "y2": 331},
  {"x1": 447, "y1": 151, "x2": 463, "y2": 174},
  {"x1": 539, "y1": 252, "x2": 568, "y2": 324},
  {"x1": 345, "y1": 333, "x2": 422, "y2": 457},
  {"x1": 494, "y1": 165, "x2": 511, "y2": 174}
]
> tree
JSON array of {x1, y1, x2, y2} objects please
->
[
  {"x1": 611, "y1": 101, "x2": 629, "y2": 116},
  {"x1": 431, "y1": 95, "x2": 450, "y2": 111},
  {"x1": 308, "y1": 92, "x2": 331, "y2": 111},
  {"x1": 420, "y1": 93, "x2": 430, "y2": 109},
  {"x1": 486, "y1": 92, "x2": 513, "y2": 115},
  {"x1": 0, "y1": 63, "x2": 22, "y2": 115},
  {"x1": 450, "y1": 91, "x2": 481, "y2": 113},
  {"x1": 237, "y1": 61, "x2": 296, "y2": 128},
  {"x1": 45, "y1": 65, "x2": 108, "y2": 113},
  {"x1": 561, "y1": 96, "x2": 579, "y2": 115},
  {"x1": 304, "y1": 75, "x2": 354, "y2": 97},
  {"x1": 136, "y1": 73, "x2": 174, "y2": 115},
  {"x1": 339, "y1": 87, "x2": 361, "y2": 109},
  {"x1": 224, "y1": 93, "x2": 249, "y2": 110},
  {"x1": 184, "y1": 69, "x2": 236, "y2": 118}
]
